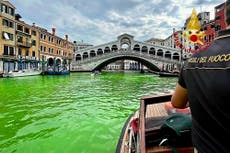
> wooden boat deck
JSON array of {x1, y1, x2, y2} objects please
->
[
  {"x1": 140, "y1": 94, "x2": 194, "y2": 153},
  {"x1": 146, "y1": 103, "x2": 168, "y2": 118}
]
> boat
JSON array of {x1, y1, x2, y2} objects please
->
[
  {"x1": 3, "y1": 70, "x2": 41, "y2": 78},
  {"x1": 45, "y1": 67, "x2": 70, "y2": 75},
  {"x1": 158, "y1": 71, "x2": 179, "y2": 77},
  {"x1": 90, "y1": 70, "x2": 101, "y2": 76},
  {"x1": 45, "y1": 70, "x2": 70, "y2": 75},
  {"x1": 116, "y1": 94, "x2": 193, "y2": 153}
]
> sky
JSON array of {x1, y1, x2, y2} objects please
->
[{"x1": 10, "y1": 0, "x2": 224, "y2": 46}]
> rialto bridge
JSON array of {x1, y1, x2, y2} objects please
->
[{"x1": 71, "y1": 33, "x2": 182, "y2": 72}]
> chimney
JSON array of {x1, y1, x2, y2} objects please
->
[
  {"x1": 65, "y1": 35, "x2": 69, "y2": 47},
  {"x1": 52, "y1": 28, "x2": 56, "y2": 35},
  {"x1": 173, "y1": 28, "x2": 176, "y2": 34},
  {"x1": 65, "y1": 34, "x2": 68, "y2": 41}
]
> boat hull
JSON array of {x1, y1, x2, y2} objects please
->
[
  {"x1": 116, "y1": 110, "x2": 139, "y2": 153},
  {"x1": 3, "y1": 70, "x2": 41, "y2": 78},
  {"x1": 45, "y1": 71, "x2": 70, "y2": 75},
  {"x1": 158, "y1": 72, "x2": 179, "y2": 77}
]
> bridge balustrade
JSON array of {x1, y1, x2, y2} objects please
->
[{"x1": 74, "y1": 50, "x2": 180, "y2": 65}]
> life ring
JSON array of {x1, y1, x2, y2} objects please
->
[{"x1": 164, "y1": 102, "x2": 190, "y2": 114}]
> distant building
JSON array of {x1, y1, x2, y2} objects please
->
[
  {"x1": 73, "y1": 40, "x2": 93, "y2": 53},
  {"x1": 202, "y1": 19, "x2": 215, "y2": 44},
  {"x1": 198, "y1": 12, "x2": 210, "y2": 26},
  {"x1": 145, "y1": 29, "x2": 188, "y2": 59},
  {"x1": 215, "y1": 2, "x2": 226, "y2": 37},
  {"x1": 33, "y1": 26, "x2": 74, "y2": 71},
  {"x1": 144, "y1": 38, "x2": 165, "y2": 46}
]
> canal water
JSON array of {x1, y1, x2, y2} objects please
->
[{"x1": 0, "y1": 72, "x2": 178, "y2": 153}]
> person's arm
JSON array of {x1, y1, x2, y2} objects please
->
[{"x1": 171, "y1": 83, "x2": 188, "y2": 109}]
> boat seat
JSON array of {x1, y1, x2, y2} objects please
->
[{"x1": 145, "y1": 116, "x2": 169, "y2": 146}]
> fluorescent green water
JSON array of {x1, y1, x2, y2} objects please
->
[{"x1": 0, "y1": 72, "x2": 177, "y2": 153}]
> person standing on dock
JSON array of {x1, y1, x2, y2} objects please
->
[{"x1": 171, "y1": 1, "x2": 230, "y2": 153}]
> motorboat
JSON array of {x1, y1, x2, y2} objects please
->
[{"x1": 3, "y1": 70, "x2": 41, "y2": 78}]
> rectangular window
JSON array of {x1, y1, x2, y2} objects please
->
[
  {"x1": 32, "y1": 40, "x2": 36, "y2": 46},
  {"x1": 18, "y1": 48, "x2": 22, "y2": 55},
  {"x1": 32, "y1": 51, "x2": 35, "y2": 57},
  {"x1": 215, "y1": 16, "x2": 221, "y2": 20},
  {"x1": 25, "y1": 50, "x2": 29, "y2": 56},
  {"x1": 32, "y1": 30, "x2": 36, "y2": 36},
  {"x1": 25, "y1": 27, "x2": 30, "y2": 34},
  {"x1": 40, "y1": 46, "x2": 43, "y2": 52},
  {"x1": 17, "y1": 36, "x2": 23, "y2": 42},
  {"x1": 216, "y1": 5, "x2": 224, "y2": 13},
  {"x1": 17, "y1": 25, "x2": 23, "y2": 31},
  {"x1": 9, "y1": 47, "x2": 14, "y2": 55},
  {"x1": 4, "y1": 45, "x2": 8, "y2": 55},
  {"x1": 2, "y1": 32, "x2": 14, "y2": 41},
  {"x1": 9, "y1": 21, "x2": 14, "y2": 28},
  {"x1": 1, "y1": 4, "x2": 7, "y2": 13},
  {"x1": 9, "y1": 33, "x2": 14, "y2": 41},
  {"x1": 2, "y1": 19, "x2": 8, "y2": 26},
  {"x1": 8, "y1": 7, "x2": 14, "y2": 16}
]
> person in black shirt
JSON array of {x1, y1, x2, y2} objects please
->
[{"x1": 171, "y1": 1, "x2": 230, "y2": 153}]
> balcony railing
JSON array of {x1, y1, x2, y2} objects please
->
[
  {"x1": 17, "y1": 55, "x2": 38, "y2": 61},
  {"x1": 17, "y1": 41, "x2": 32, "y2": 48},
  {"x1": 16, "y1": 30, "x2": 31, "y2": 37},
  {"x1": 0, "y1": 54, "x2": 17, "y2": 60}
]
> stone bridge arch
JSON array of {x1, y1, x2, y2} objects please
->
[{"x1": 92, "y1": 55, "x2": 160, "y2": 71}]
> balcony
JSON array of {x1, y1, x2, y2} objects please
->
[
  {"x1": 16, "y1": 30, "x2": 31, "y2": 37},
  {"x1": 0, "y1": 54, "x2": 17, "y2": 60},
  {"x1": 17, "y1": 41, "x2": 32, "y2": 48}
]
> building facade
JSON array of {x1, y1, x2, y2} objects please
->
[
  {"x1": 36, "y1": 27, "x2": 74, "y2": 72},
  {"x1": 15, "y1": 15, "x2": 40, "y2": 71},
  {"x1": 0, "y1": 0, "x2": 74, "y2": 75},
  {"x1": 215, "y1": 2, "x2": 226, "y2": 37},
  {"x1": 0, "y1": 0, "x2": 16, "y2": 74}
]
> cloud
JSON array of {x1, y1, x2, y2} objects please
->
[{"x1": 10, "y1": 0, "x2": 224, "y2": 45}]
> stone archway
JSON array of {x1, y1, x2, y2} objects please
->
[
  {"x1": 120, "y1": 37, "x2": 131, "y2": 51},
  {"x1": 47, "y1": 58, "x2": 54, "y2": 66},
  {"x1": 92, "y1": 55, "x2": 160, "y2": 72}
]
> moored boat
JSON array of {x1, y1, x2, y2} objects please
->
[
  {"x1": 158, "y1": 71, "x2": 179, "y2": 77},
  {"x1": 3, "y1": 70, "x2": 41, "y2": 78},
  {"x1": 116, "y1": 94, "x2": 193, "y2": 153},
  {"x1": 45, "y1": 70, "x2": 70, "y2": 75}
]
